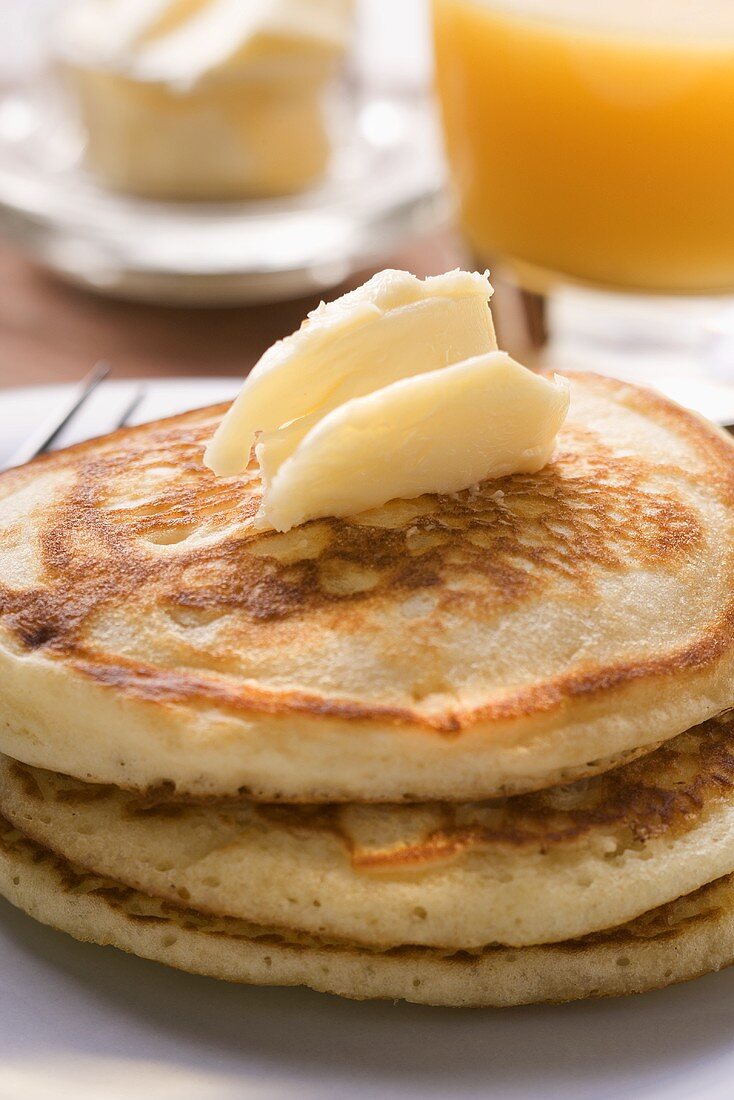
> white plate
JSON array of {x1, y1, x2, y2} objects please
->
[{"x1": 2, "y1": 379, "x2": 734, "y2": 1100}]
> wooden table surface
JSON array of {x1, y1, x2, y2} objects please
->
[{"x1": 0, "y1": 232, "x2": 473, "y2": 390}]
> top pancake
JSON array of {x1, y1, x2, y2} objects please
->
[{"x1": 0, "y1": 373, "x2": 734, "y2": 801}]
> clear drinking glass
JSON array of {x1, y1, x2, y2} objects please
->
[{"x1": 432, "y1": 0, "x2": 734, "y2": 420}]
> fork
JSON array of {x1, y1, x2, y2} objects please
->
[{"x1": 1, "y1": 364, "x2": 145, "y2": 472}]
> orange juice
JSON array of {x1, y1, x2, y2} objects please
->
[{"x1": 432, "y1": 0, "x2": 734, "y2": 293}]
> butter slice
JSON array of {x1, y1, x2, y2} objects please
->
[
  {"x1": 57, "y1": 0, "x2": 353, "y2": 199},
  {"x1": 60, "y1": 0, "x2": 353, "y2": 85},
  {"x1": 254, "y1": 353, "x2": 570, "y2": 533},
  {"x1": 204, "y1": 269, "x2": 497, "y2": 477}
]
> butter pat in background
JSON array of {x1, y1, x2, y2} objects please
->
[
  {"x1": 205, "y1": 269, "x2": 570, "y2": 533},
  {"x1": 56, "y1": 0, "x2": 354, "y2": 200}
]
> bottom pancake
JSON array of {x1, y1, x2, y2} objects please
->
[{"x1": 1, "y1": 815, "x2": 733, "y2": 1007}]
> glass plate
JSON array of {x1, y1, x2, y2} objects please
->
[{"x1": 0, "y1": 77, "x2": 447, "y2": 304}]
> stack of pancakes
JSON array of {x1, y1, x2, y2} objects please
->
[{"x1": 2, "y1": 372, "x2": 734, "y2": 1006}]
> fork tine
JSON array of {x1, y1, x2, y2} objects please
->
[
  {"x1": 114, "y1": 386, "x2": 145, "y2": 430},
  {"x1": 2, "y1": 361, "x2": 110, "y2": 471}
]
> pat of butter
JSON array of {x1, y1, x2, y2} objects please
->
[
  {"x1": 205, "y1": 269, "x2": 497, "y2": 477},
  {"x1": 59, "y1": 0, "x2": 353, "y2": 86},
  {"x1": 57, "y1": 0, "x2": 353, "y2": 200},
  {"x1": 255, "y1": 353, "x2": 569, "y2": 532},
  {"x1": 204, "y1": 269, "x2": 569, "y2": 533}
]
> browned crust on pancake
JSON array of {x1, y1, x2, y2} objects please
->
[
  {"x1": 340, "y1": 715, "x2": 734, "y2": 871},
  {"x1": 1, "y1": 375, "x2": 734, "y2": 735}
]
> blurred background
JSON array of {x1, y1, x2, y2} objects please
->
[
  {"x1": 1, "y1": 0, "x2": 733, "y2": 423},
  {"x1": 0, "y1": 0, "x2": 459, "y2": 389}
]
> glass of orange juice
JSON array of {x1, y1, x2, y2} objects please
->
[{"x1": 432, "y1": 0, "x2": 734, "y2": 417}]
